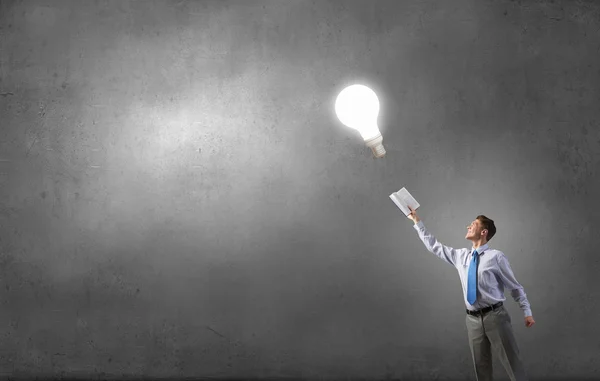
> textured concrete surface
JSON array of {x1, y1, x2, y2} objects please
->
[{"x1": 0, "y1": 0, "x2": 599, "y2": 379}]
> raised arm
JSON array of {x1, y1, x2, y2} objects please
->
[
  {"x1": 412, "y1": 220, "x2": 461, "y2": 266},
  {"x1": 408, "y1": 206, "x2": 460, "y2": 266}
]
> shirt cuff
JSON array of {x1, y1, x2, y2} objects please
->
[
  {"x1": 413, "y1": 220, "x2": 425, "y2": 230},
  {"x1": 524, "y1": 309, "x2": 532, "y2": 317}
]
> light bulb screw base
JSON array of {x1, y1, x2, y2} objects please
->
[{"x1": 364, "y1": 133, "x2": 386, "y2": 158}]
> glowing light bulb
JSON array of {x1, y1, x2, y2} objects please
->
[{"x1": 335, "y1": 84, "x2": 386, "y2": 158}]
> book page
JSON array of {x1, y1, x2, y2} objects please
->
[
  {"x1": 398, "y1": 187, "x2": 420, "y2": 211},
  {"x1": 389, "y1": 193, "x2": 409, "y2": 216}
]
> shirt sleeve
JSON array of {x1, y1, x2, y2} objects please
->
[
  {"x1": 412, "y1": 220, "x2": 461, "y2": 267},
  {"x1": 496, "y1": 253, "x2": 532, "y2": 317}
]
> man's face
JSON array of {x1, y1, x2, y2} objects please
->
[{"x1": 465, "y1": 219, "x2": 486, "y2": 241}]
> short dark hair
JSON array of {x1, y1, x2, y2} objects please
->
[{"x1": 476, "y1": 215, "x2": 496, "y2": 242}]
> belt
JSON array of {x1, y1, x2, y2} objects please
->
[{"x1": 466, "y1": 302, "x2": 503, "y2": 317}]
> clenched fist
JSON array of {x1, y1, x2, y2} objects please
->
[{"x1": 525, "y1": 316, "x2": 535, "y2": 328}]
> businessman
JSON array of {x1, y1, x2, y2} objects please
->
[{"x1": 407, "y1": 206, "x2": 534, "y2": 381}]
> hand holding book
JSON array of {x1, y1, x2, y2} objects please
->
[
  {"x1": 407, "y1": 205, "x2": 420, "y2": 224},
  {"x1": 389, "y1": 187, "x2": 420, "y2": 222}
]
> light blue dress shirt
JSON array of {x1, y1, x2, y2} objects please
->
[{"x1": 413, "y1": 220, "x2": 532, "y2": 317}]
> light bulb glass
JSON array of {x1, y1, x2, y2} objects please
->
[{"x1": 335, "y1": 84, "x2": 381, "y2": 141}]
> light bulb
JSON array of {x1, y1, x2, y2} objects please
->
[{"x1": 335, "y1": 84, "x2": 386, "y2": 158}]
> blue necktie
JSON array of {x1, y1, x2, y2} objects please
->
[{"x1": 467, "y1": 250, "x2": 479, "y2": 305}]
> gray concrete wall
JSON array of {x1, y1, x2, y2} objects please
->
[{"x1": 1, "y1": 0, "x2": 599, "y2": 379}]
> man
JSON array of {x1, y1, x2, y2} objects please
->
[{"x1": 407, "y1": 206, "x2": 534, "y2": 381}]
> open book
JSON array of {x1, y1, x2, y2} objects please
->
[{"x1": 389, "y1": 187, "x2": 420, "y2": 217}]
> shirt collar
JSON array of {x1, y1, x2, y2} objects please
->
[{"x1": 472, "y1": 243, "x2": 489, "y2": 254}]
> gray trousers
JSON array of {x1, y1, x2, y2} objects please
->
[{"x1": 465, "y1": 305, "x2": 528, "y2": 381}]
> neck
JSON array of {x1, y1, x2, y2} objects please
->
[{"x1": 472, "y1": 240, "x2": 487, "y2": 249}]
